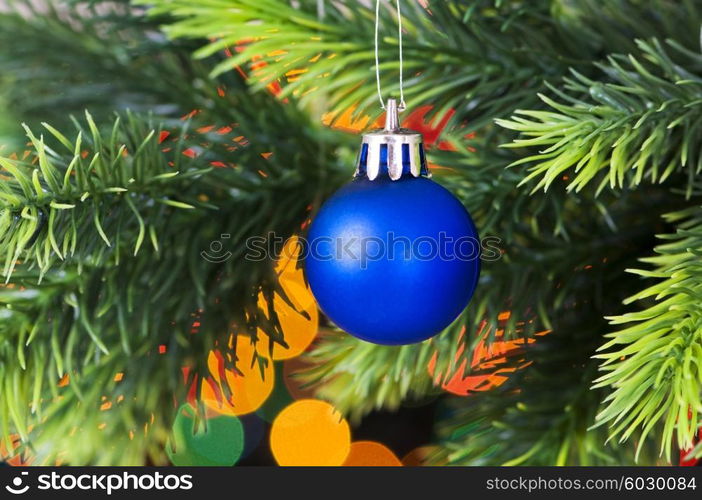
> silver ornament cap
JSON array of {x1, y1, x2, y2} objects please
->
[{"x1": 355, "y1": 98, "x2": 429, "y2": 181}]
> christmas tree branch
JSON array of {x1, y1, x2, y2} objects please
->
[
  {"x1": 0, "y1": 0, "x2": 205, "y2": 130},
  {"x1": 2, "y1": 0, "x2": 700, "y2": 467},
  {"x1": 0, "y1": 268, "x2": 176, "y2": 465},
  {"x1": 433, "y1": 187, "x2": 683, "y2": 465},
  {"x1": 143, "y1": 0, "x2": 691, "y2": 132},
  {"x1": 0, "y1": 97, "x2": 348, "y2": 463},
  {"x1": 0, "y1": 112, "x2": 210, "y2": 281},
  {"x1": 498, "y1": 36, "x2": 702, "y2": 196},
  {"x1": 434, "y1": 324, "x2": 660, "y2": 466},
  {"x1": 593, "y1": 206, "x2": 702, "y2": 461}
]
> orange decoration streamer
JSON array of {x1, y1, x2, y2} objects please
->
[{"x1": 429, "y1": 316, "x2": 551, "y2": 396}]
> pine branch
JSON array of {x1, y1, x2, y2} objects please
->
[
  {"x1": 432, "y1": 192, "x2": 685, "y2": 466},
  {"x1": 0, "y1": 112, "x2": 209, "y2": 281},
  {"x1": 143, "y1": 0, "x2": 695, "y2": 132},
  {"x1": 0, "y1": 97, "x2": 347, "y2": 463},
  {"x1": 0, "y1": 1, "x2": 203, "y2": 130},
  {"x1": 3, "y1": 0, "x2": 701, "y2": 466},
  {"x1": 592, "y1": 206, "x2": 702, "y2": 461},
  {"x1": 142, "y1": 0, "x2": 702, "y2": 437},
  {"x1": 434, "y1": 325, "x2": 661, "y2": 466},
  {"x1": 498, "y1": 36, "x2": 702, "y2": 196},
  {"x1": 0, "y1": 1, "x2": 356, "y2": 465},
  {"x1": 0, "y1": 270, "x2": 177, "y2": 465}
]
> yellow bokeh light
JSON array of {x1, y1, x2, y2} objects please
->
[
  {"x1": 256, "y1": 236, "x2": 318, "y2": 360},
  {"x1": 343, "y1": 441, "x2": 402, "y2": 466},
  {"x1": 274, "y1": 235, "x2": 304, "y2": 277},
  {"x1": 201, "y1": 335, "x2": 274, "y2": 416},
  {"x1": 270, "y1": 399, "x2": 351, "y2": 466}
]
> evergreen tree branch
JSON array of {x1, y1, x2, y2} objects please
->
[
  {"x1": 0, "y1": 1, "x2": 203, "y2": 130},
  {"x1": 498, "y1": 36, "x2": 702, "y2": 196},
  {"x1": 593, "y1": 206, "x2": 702, "y2": 461},
  {"x1": 0, "y1": 1, "x2": 356, "y2": 465},
  {"x1": 432, "y1": 190, "x2": 685, "y2": 465},
  {"x1": 2, "y1": 0, "x2": 701, "y2": 467},
  {"x1": 0, "y1": 97, "x2": 348, "y2": 463},
  {"x1": 134, "y1": 0, "x2": 702, "y2": 423},
  {"x1": 144, "y1": 0, "x2": 699, "y2": 132},
  {"x1": 0, "y1": 112, "x2": 209, "y2": 281},
  {"x1": 434, "y1": 326, "x2": 661, "y2": 466}
]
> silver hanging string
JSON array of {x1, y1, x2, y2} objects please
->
[{"x1": 375, "y1": 0, "x2": 406, "y2": 111}]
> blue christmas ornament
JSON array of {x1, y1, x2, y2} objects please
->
[{"x1": 305, "y1": 99, "x2": 480, "y2": 345}]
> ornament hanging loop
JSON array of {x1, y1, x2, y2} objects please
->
[
  {"x1": 356, "y1": 98, "x2": 429, "y2": 181},
  {"x1": 375, "y1": 0, "x2": 406, "y2": 112},
  {"x1": 384, "y1": 97, "x2": 400, "y2": 131}
]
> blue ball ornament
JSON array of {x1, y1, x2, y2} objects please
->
[{"x1": 305, "y1": 99, "x2": 480, "y2": 345}]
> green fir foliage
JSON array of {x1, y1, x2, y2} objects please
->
[{"x1": 0, "y1": 0, "x2": 701, "y2": 465}]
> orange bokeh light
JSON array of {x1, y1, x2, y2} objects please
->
[
  {"x1": 343, "y1": 441, "x2": 402, "y2": 466},
  {"x1": 201, "y1": 335, "x2": 274, "y2": 416},
  {"x1": 256, "y1": 278, "x2": 318, "y2": 361},
  {"x1": 256, "y1": 236, "x2": 318, "y2": 360},
  {"x1": 270, "y1": 399, "x2": 351, "y2": 466}
]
